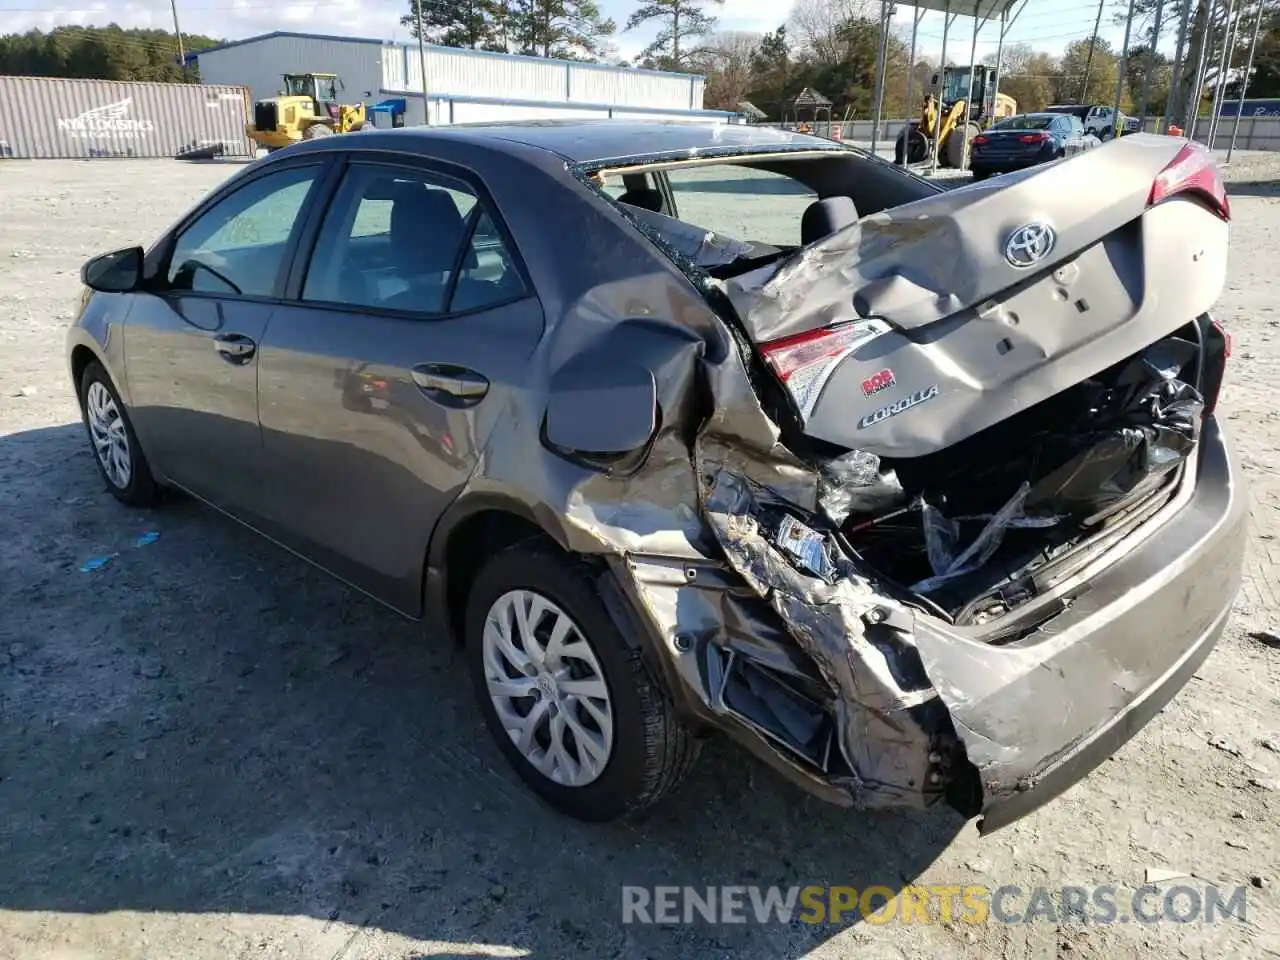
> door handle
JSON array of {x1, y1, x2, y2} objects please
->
[
  {"x1": 412, "y1": 364, "x2": 489, "y2": 403},
  {"x1": 214, "y1": 333, "x2": 256, "y2": 364}
]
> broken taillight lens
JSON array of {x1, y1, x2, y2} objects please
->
[
  {"x1": 1149, "y1": 141, "x2": 1230, "y2": 220},
  {"x1": 759, "y1": 319, "x2": 890, "y2": 419}
]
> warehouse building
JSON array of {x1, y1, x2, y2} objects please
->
[{"x1": 188, "y1": 31, "x2": 735, "y2": 127}]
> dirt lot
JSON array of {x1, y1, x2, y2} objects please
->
[{"x1": 1, "y1": 151, "x2": 1278, "y2": 960}]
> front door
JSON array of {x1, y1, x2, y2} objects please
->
[
  {"x1": 254, "y1": 157, "x2": 543, "y2": 613},
  {"x1": 124, "y1": 161, "x2": 329, "y2": 518}
]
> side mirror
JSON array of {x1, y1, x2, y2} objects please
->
[
  {"x1": 81, "y1": 246, "x2": 144, "y2": 293},
  {"x1": 545, "y1": 356, "x2": 657, "y2": 456}
]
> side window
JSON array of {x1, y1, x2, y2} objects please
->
[
  {"x1": 301, "y1": 163, "x2": 523, "y2": 315},
  {"x1": 166, "y1": 165, "x2": 319, "y2": 297},
  {"x1": 665, "y1": 164, "x2": 817, "y2": 248}
]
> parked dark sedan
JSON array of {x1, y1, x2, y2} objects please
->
[
  {"x1": 970, "y1": 112, "x2": 1099, "y2": 179},
  {"x1": 68, "y1": 121, "x2": 1241, "y2": 833}
]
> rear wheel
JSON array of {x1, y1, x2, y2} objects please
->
[
  {"x1": 78, "y1": 361, "x2": 157, "y2": 507},
  {"x1": 466, "y1": 543, "x2": 699, "y2": 821},
  {"x1": 896, "y1": 126, "x2": 929, "y2": 165},
  {"x1": 948, "y1": 122, "x2": 981, "y2": 169}
]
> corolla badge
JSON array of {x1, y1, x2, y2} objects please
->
[
  {"x1": 1004, "y1": 221, "x2": 1056, "y2": 267},
  {"x1": 858, "y1": 384, "x2": 939, "y2": 430}
]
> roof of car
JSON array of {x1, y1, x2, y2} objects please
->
[{"x1": 357, "y1": 120, "x2": 841, "y2": 165}]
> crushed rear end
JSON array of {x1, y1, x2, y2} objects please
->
[
  {"x1": 698, "y1": 137, "x2": 1245, "y2": 828},
  {"x1": 558, "y1": 135, "x2": 1245, "y2": 830}
]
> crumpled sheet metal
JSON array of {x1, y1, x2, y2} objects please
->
[
  {"x1": 720, "y1": 214, "x2": 964, "y2": 344},
  {"x1": 697, "y1": 464, "x2": 941, "y2": 807},
  {"x1": 718, "y1": 137, "x2": 1175, "y2": 347},
  {"x1": 688, "y1": 347, "x2": 944, "y2": 806}
]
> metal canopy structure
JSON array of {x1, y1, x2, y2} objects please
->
[
  {"x1": 869, "y1": 0, "x2": 1029, "y2": 177},
  {"x1": 863, "y1": 0, "x2": 1261, "y2": 176}
]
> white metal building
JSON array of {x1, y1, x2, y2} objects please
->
[{"x1": 189, "y1": 31, "x2": 734, "y2": 126}]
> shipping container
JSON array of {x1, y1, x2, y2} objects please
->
[{"x1": 0, "y1": 76, "x2": 253, "y2": 160}]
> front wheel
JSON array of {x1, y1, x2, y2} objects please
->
[
  {"x1": 466, "y1": 543, "x2": 700, "y2": 821},
  {"x1": 78, "y1": 361, "x2": 158, "y2": 507},
  {"x1": 303, "y1": 123, "x2": 334, "y2": 140}
]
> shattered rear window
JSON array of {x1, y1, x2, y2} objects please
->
[{"x1": 665, "y1": 165, "x2": 816, "y2": 249}]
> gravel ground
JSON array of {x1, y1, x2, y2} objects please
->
[{"x1": 1, "y1": 150, "x2": 1279, "y2": 960}]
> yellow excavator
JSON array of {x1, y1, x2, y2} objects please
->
[
  {"x1": 895, "y1": 65, "x2": 1017, "y2": 168},
  {"x1": 246, "y1": 73, "x2": 368, "y2": 152}
]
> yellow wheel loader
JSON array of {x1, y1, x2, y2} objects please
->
[
  {"x1": 246, "y1": 73, "x2": 369, "y2": 153},
  {"x1": 895, "y1": 65, "x2": 1017, "y2": 169}
]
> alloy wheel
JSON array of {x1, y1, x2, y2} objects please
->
[
  {"x1": 85, "y1": 380, "x2": 132, "y2": 489},
  {"x1": 481, "y1": 588, "x2": 615, "y2": 787}
]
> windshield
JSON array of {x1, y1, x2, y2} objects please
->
[
  {"x1": 284, "y1": 75, "x2": 338, "y2": 101},
  {"x1": 942, "y1": 68, "x2": 972, "y2": 103},
  {"x1": 993, "y1": 116, "x2": 1054, "y2": 130}
]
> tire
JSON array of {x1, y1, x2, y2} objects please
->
[
  {"x1": 971, "y1": 168, "x2": 990, "y2": 181},
  {"x1": 948, "y1": 121, "x2": 981, "y2": 169},
  {"x1": 894, "y1": 130, "x2": 906, "y2": 165},
  {"x1": 466, "y1": 543, "x2": 700, "y2": 821},
  {"x1": 78, "y1": 360, "x2": 158, "y2": 507},
  {"x1": 303, "y1": 123, "x2": 334, "y2": 140}
]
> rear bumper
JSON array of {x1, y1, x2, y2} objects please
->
[
  {"x1": 615, "y1": 416, "x2": 1246, "y2": 829},
  {"x1": 915, "y1": 415, "x2": 1247, "y2": 831},
  {"x1": 971, "y1": 154, "x2": 1051, "y2": 173}
]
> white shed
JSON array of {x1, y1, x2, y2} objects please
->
[{"x1": 190, "y1": 31, "x2": 729, "y2": 126}]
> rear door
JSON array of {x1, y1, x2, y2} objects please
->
[
  {"x1": 253, "y1": 155, "x2": 543, "y2": 613},
  {"x1": 124, "y1": 159, "x2": 331, "y2": 518}
]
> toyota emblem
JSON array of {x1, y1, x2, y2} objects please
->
[{"x1": 1004, "y1": 222, "x2": 1056, "y2": 267}]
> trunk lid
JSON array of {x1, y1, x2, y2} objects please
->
[{"x1": 720, "y1": 135, "x2": 1229, "y2": 459}]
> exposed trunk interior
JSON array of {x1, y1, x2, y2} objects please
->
[{"x1": 797, "y1": 317, "x2": 1226, "y2": 630}]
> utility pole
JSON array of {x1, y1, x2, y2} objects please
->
[
  {"x1": 1207, "y1": 0, "x2": 1240, "y2": 146},
  {"x1": 1187, "y1": 0, "x2": 1220, "y2": 136},
  {"x1": 415, "y1": 0, "x2": 430, "y2": 124},
  {"x1": 870, "y1": 0, "x2": 893, "y2": 154},
  {"x1": 1136, "y1": 0, "x2": 1166, "y2": 128},
  {"x1": 169, "y1": 0, "x2": 187, "y2": 81},
  {"x1": 1081, "y1": 0, "x2": 1106, "y2": 100},
  {"x1": 1227, "y1": 0, "x2": 1266, "y2": 160},
  {"x1": 1164, "y1": 0, "x2": 1196, "y2": 127},
  {"x1": 1112, "y1": 0, "x2": 1136, "y2": 135}
]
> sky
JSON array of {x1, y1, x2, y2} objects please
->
[{"x1": 0, "y1": 0, "x2": 1159, "y2": 68}]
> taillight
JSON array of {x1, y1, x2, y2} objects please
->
[
  {"x1": 972, "y1": 134, "x2": 988, "y2": 145},
  {"x1": 1149, "y1": 141, "x2": 1230, "y2": 220},
  {"x1": 1018, "y1": 132, "x2": 1050, "y2": 143},
  {"x1": 759, "y1": 319, "x2": 890, "y2": 419}
]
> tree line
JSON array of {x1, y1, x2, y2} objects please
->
[
  {"x1": 397, "y1": 0, "x2": 728, "y2": 64},
  {"x1": 0, "y1": 25, "x2": 221, "y2": 83}
]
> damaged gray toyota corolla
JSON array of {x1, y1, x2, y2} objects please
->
[{"x1": 68, "y1": 122, "x2": 1245, "y2": 833}]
